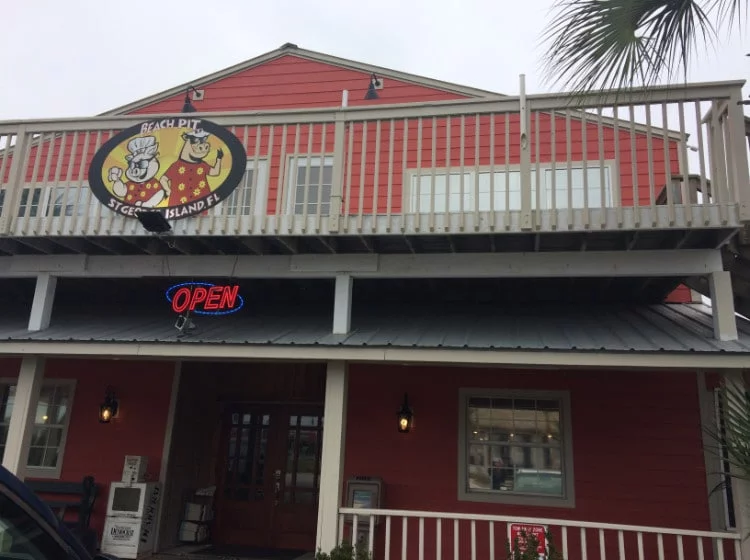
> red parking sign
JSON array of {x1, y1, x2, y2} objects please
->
[{"x1": 508, "y1": 523, "x2": 547, "y2": 557}]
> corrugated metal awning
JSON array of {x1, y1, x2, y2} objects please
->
[{"x1": 0, "y1": 303, "x2": 749, "y2": 355}]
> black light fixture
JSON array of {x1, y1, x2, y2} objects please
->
[
  {"x1": 99, "y1": 387, "x2": 119, "y2": 424},
  {"x1": 397, "y1": 393, "x2": 413, "y2": 433},
  {"x1": 182, "y1": 86, "x2": 200, "y2": 113},
  {"x1": 137, "y1": 210, "x2": 171, "y2": 233},
  {"x1": 365, "y1": 73, "x2": 380, "y2": 100}
]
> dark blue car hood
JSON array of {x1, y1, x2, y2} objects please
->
[{"x1": 0, "y1": 465, "x2": 96, "y2": 559}]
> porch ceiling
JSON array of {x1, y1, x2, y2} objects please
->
[
  {"x1": 0, "y1": 303, "x2": 749, "y2": 355},
  {"x1": 0, "y1": 227, "x2": 734, "y2": 257}
]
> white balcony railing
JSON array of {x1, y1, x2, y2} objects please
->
[
  {"x1": 0, "y1": 80, "x2": 748, "y2": 238},
  {"x1": 338, "y1": 507, "x2": 744, "y2": 560}
]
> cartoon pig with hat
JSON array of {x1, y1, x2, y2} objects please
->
[{"x1": 108, "y1": 136, "x2": 166, "y2": 207}]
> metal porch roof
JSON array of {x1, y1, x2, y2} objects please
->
[{"x1": 0, "y1": 303, "x2": 749, "y2": 355}]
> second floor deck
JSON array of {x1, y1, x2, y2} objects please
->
[{"x1": 0, "y1": 80, "x2": 747, "y2": 256}]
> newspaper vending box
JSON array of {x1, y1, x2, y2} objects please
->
[{"x1": 101, "y1": 456, "x2": 161, "y2": 559}]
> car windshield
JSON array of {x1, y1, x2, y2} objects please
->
[{"x1": 0, "y1": 491, "x2": 76, "y2": 560}]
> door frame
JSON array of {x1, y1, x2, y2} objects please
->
[{"x1": 213, "y1": 400, "x2": 324, "y2": 550}]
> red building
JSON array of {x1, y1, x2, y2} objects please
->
[{"x1": 0, "y1": 43, "x2": 748, "y2": 560}]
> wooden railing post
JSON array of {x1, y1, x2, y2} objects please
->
[
  {"x1": 0, "y1": 125, "x2": 30, "y2": 235},
  {"x1": 519, "y1": 75, "x2": 532, "y2": 231},
  {"x1": 726, "y1": 87, "x2": 750, "y2": 221},
  {"x1": 328, "y1": 113, "x2": 347, "y2": 233}
]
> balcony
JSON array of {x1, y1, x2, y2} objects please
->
[{"x1": 0, "y1": 80, "x2": 747, "y2": 256}]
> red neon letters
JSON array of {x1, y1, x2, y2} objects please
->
[{"x1": 171, "y1": 284, "x2": 240, "y2": 313}]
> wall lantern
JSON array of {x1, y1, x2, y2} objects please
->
[
  {"x1": 181, "y1": 85, "x2": 201, "y2": 113},
  {"x1": 365, "y1": 73, "x2": 381, "y2": 100},
  {"x1": 397, "y1": 393, "x2": 413, "y2": 433},
  {"x1": 99, "y1": 387, "x2": 119, "y2": 424}
]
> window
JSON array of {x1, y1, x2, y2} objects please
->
[
  {"x1": 0, "y1": 381, "x2": 75, "y2": 479},
  {"x1": 410, "y1": 170, "x2": 528, "y2": 213},
  {"x1": 217, "y1": 161, "x2": 268, "y2": 217},
  {"x1": 409, "y1": 163, "x2": 613, "y2": 213},
  {"x1": 544, "y1": 166, "x2": 611, "y2": 209},
  {"x1": 458, "y1": 389, "x2": 574, "y2": 507},
  {"x1": 14, "y1": 185, "x2": 97, "y2": 219},
  {"x1": 287, "y1": 156, "x2": 332, "y2": 216},
  {"x1": 17, "y1": 188, "x2": 44, "y2": 218},
  {"x1": 47, "y1": 185, "x2": 95, "y2": 218}
]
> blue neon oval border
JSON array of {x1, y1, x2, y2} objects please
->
[{"x1": 165, "y1": 281, "x2": 244, "y2": 316}]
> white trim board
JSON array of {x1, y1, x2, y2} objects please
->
[
  {"x1": 0, "y1": 342, "x2": 748, "y2": 369},
  {"x1": 0, "y1": 250, "x2": 724, "y2": 279}
]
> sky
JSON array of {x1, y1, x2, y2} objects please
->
[{"x1": 1, "y1": 0, "x2": 749, "y2": 120}]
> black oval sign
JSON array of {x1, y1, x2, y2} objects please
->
[{"x1": 88, "y1": 117, "x2": 247, "y2": 220}]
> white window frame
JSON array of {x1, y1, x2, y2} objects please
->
[
  {"x1": 285, "y1": 155, "x2": 334, "y2": 216},
  {"x1": 16, "y1": 183, "x2": 99, "y2": 219},
  {"x1": 457, "y1": 388, "x2": 575, "y2": 508},
  {"x1": 406, "y1": 161, "x2": 617, "y2": 213},
  {"x1": 46, "y1": 183, "x2": 98, "y2": 218},
  {"x1": 214, "y1": 159, "x2": 269, "y2": 217},
  {"x1": 0, "y1": 378, "x2": 76, "y2": 480}
]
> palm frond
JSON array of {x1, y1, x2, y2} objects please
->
[
  {"x1": 539, "y1": 0, "x2": 722, "y2": 94},
  {"x1": 707, "y1": 0, "x2": 747, "y2": 34}
]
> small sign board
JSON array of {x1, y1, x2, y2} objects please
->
[{"x1": 508, "y1": 523, "x2": 547, "y2": 558}]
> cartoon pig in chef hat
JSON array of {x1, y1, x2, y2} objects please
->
[{"x1": 108, "y1": 136, "x2": 165, "y2": 207}]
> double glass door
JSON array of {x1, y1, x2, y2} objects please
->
[{"x1": 215, "y1": 404, "x2": 323, "y2": 550}]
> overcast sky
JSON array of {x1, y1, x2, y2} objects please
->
[{"x1": 1, "y1": 0, "x2": 748, "y2": 120}]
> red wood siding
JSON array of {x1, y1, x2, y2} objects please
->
[
  {"x1": 130, "y1": 55, "x2": 470, "y2": 114},
  {"x1": 344, "y1": 364, "x2": 710, "y2": 559},
  {"x1": 666, "y1": 284, "x2": 695, "y2": 303},
  {"x1": 0, "y1": 357, "x2": 22, "y2": 377},
  {"x1": 0, "y1": 358, "x2": 174, "y2": 539}
]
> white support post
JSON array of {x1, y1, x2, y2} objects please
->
[
  {"x1": 328, "y1": 115, "x2": 347, "y2": 233},
  {"x1": 316, "y1": 361, "x2": 348, "y2": 553},
  {"x1": 154, "y1": 361, "x2": 182, "y2": 553},
  {"x1": 0, "y1": 125, "x2": 29, "y2": 235},
  {"x1": 726, "y1": 87, "x2": 750, "y2": 221},
  {"x1": 709, "y1": 271, "x2": 738, "y2": 341},
  {"x1": 519, "y1": 74, "x2": 532, "y2": 231},
  {"x1": 333, "y1": 274, "x2": 353, "y2": 335},
  {"x1": 2, "y1": 357, "x2": 44, "y2": 480},
  {"x1": 28, "y1": 273, "x2": 57, "y2": 331},
  {"x1": 721, "y1": 370, "x2": 750, "y2": 560}
]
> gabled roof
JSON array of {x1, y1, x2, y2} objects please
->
[{"x1": 101, "y1": 43, "x2": 502, "y2": 116}]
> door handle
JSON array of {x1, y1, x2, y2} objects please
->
[{"x1": 274, "y1": 469, "x2": 281, "y2": 505}]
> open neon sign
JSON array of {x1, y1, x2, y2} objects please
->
[{"x1": 165, "y1": 282, "x2": 244, "y2": 316}]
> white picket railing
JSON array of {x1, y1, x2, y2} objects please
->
[
  {"x1": 338, "y1": 507, "x2": 744, "y2": 560},
  {"x1": 0, "y1": 79, "x2": 747, "y2": 238}
]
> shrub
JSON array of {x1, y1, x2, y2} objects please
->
[{"x1": 505, "y1": 529, "x2": 565, "y2": 560}]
